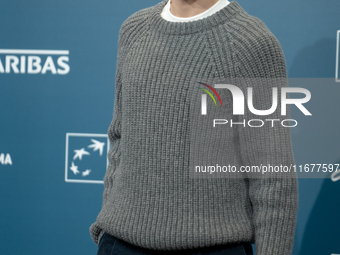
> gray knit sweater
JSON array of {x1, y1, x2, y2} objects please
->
[{"x1": 89, "y1": 1, "x2": 299, "y2": 254}]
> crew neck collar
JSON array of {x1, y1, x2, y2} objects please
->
[{"x1": 149, "y1": 0, "x2": 244, "y2": 35}]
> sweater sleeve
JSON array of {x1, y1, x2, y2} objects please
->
[
  {"x1": 89, "y1": 24, "x2": 125, "y2": 245},
  {"x1": 235, "y1": 32, "x2": 299, "y2": 255}
]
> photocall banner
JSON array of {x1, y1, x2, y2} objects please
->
[{"x1": 1, "y1": 0, "x2": 340, "y2": 254}]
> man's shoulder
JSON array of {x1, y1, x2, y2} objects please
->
[
  {"x1": 119, "y1": 5, "x2": 154, "y2": 35},
  {"x1": 219, "y1": 10, "x2": 284, "y2": 61},
  {"x1": 224, "y1": 10, "x2": 280, "y2": 46},
  {"x1": 116, "y1": 4, "x2": 155, "y2": 51},
  {"x1": 216, "y1": 8, "x2": 286, "y2": 77}
]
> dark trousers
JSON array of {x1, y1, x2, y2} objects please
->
[{"x1": 97, "y1": 232, "x2": 253, "y2": 255}]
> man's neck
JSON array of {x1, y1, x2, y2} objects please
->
[{"x1": 169, "y1": 0, "x2": 220, "y2": 18}]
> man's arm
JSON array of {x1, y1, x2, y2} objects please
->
[
  {"x1": 236, "y1": 31, "x2": 299, "y2": 255},
  {"x1": 89, "y1": 23, "x2": 125, "y2": 245},
  {"x1": 89, "y1": 6, "x2": 154, "y2": 244}
]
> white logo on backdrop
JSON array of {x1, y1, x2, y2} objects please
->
[
  {"x1": 0, "y1": 49, "x2": 70, "y2": 75},
  {"x1": 0, "y1": 153, "x2": 12, "y2": 165},
  {"x1": 336, "y1": 30, "x2": 340, "y2": 82},
  {"x1": 65, "y1": 133, "x2": 109, "y2": 184},
  {"x1": 331, "y1": 169, "x2": 340, "y2": 182}
]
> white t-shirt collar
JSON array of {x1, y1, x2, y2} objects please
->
[{"x1": 161, "y1": 0, "x2": 230, "y2": 22}]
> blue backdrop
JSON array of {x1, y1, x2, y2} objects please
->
[{"x1": 1, "y1": 0, "x2": 340, "y2": 254}]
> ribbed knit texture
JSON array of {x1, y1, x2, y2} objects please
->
[{"x1": 89, "y1": 1, "x2": 299, "y2": 254}]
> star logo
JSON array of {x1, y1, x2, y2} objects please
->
[
  {"x1": 88, "y1": 139, "x2": 105, "y2": 156},
  {"x1": 69, "y1": 162, "x2": 80, "y2": 175},
  {"x1": 73, "y1": 148, "x2": 90, "y2": 160},
  {"x1": 82, "y1": 169, "x2": 91, "y2": 176},
  {"x1": 65, "y1": 133, "x2": 109, "y2": 184}
]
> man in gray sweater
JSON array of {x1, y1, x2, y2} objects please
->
[{"x1": 90, "y1": 0, "x2": 299, "y2": 254}]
